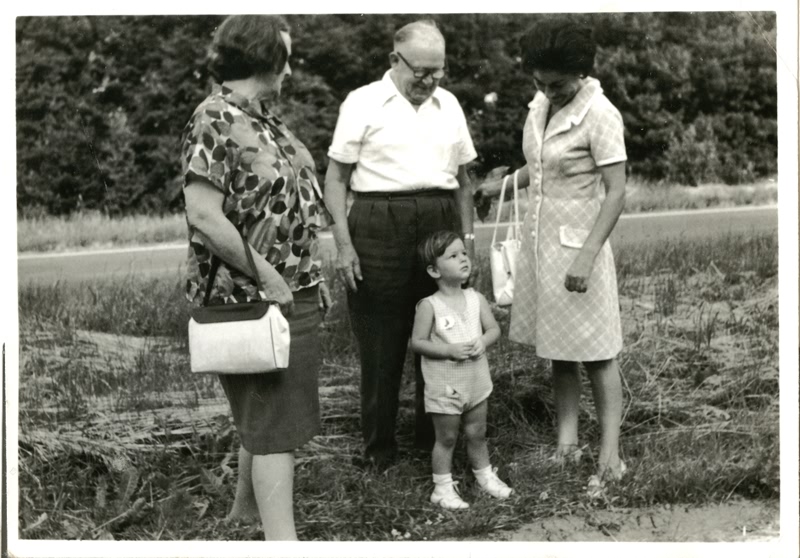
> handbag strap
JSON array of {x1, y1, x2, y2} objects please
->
[
  {"x1": 492, "y1": 170, "x2": 521, "y2": 244},
  {"x1": 510, "y1": 170, "x2": 521, "y2": 241},
  {"x1": 491, "y1": 174, "x2": 510, "y2": 245},
  {"x1": 202, "y1": 233, "x2": 265, "y2": 307}
]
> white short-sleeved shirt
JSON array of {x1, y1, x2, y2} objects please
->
[{"x1": 327, "y1": 71, "x2": 477, "y2": 192}]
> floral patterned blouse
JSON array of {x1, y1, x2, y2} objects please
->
[{"x1": 181, "y1": 84, "x2": 331, "y2": 304}]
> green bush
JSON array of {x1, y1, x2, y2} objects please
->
[{"x1": 16, "y1": 13, "x2": 777, "y2": 216}]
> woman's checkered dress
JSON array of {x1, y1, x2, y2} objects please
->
[
  {"x1": 420, "y1": 289, "x2": 493, "y2": 414},
  {"x1": 509, "y1": 78, "x2": 625, "y2": 361}
]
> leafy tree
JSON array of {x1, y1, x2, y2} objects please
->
[{"x1": 16, "y1": 13, "x2": 778, "y2": 216}]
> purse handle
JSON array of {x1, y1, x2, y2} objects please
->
[
  {"x1": 202, "y1": 233, "x2": 265, "y2": 306},
  {"x1": 491, "y1": 169, "x2": 520, "y2": 245}
]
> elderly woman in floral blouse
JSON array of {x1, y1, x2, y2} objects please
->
[{"x1": 181, "y1": 15, "x2": 331, "y2": 540}]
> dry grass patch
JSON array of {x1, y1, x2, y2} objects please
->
[{"x1": 17, "y1": 231, "x2": 778, "y2": 541}]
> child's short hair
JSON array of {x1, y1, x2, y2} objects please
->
[{"x1": 418, "y1": 230, "x2": 463, "y2": 269}]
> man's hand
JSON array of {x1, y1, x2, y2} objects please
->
[
  {"x1": 335, "y1": 243, "x2": 362, "y2": 292},
  {"x1": 318, "y1": 282, "x2": 335, "y2": 318}
]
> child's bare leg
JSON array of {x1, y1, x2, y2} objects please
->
[
  {"x1": 226, "y1": 446, "x2": 260, "y2": 522},
  {"x1": 464, "y1": 399, "x2": 512, "y2": 498},
  {"x1": 430, "y1": 413, "x2": 469, "y2": 509},
  {"x1": 552, "y1": 360, "x2": 581, "y2": 459},
  {"x1": 462, "y1": 399, "x2": 490, "y2": 471},
  {"x1": 431, "y1": 413, "x2": 461, "y2": 474},
  {"x1": 585, "y1": 357, "x2": 623, "y2": 479}
]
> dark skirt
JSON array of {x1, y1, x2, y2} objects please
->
[{"x1": 218, "y1": 285, "x2": 321, "y2": 455}]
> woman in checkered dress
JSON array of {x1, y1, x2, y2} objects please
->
[{"x1": 475, "y1": 18, "x2": 627, "y2": 484}]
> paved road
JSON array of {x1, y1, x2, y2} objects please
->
[{"x1": 17, "y1": 206, "x2": 777, "y2": 285}]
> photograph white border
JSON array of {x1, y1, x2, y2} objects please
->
[{"x1": 3, "y1": 1, "x2": 797, "y2": 557}]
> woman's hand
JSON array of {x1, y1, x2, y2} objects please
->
[
  {"x1": 258, "y1": 262, "x2": 295, "y2": 316},
  {"x1": 564, "y1": 251, "x2": 595, "y2": 293},
  {"x1": 473, "y1": 182, "x2": 498, "y2": 222},
  {"x1": 473, "y1": 166, "x2": 510, "y2": 221}
]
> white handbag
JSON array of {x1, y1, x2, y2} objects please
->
[
  {"x1": 490, "y1": 170, "x2": 522, "y2": 306},
  {"x1": 188, "y1": 235, "x2": 290, "y2": 374}
]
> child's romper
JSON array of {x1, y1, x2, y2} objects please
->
[{"x1": 420, "y1": 288, "x2": 493, "y2": 415}]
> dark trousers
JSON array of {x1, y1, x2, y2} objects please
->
[{"x1": 347, "y1": 190, "x2": 460, "y2": 460}]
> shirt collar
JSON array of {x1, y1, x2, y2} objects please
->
[
  {"x1": 380, "y1": 70, "x2": 442, "y2": 109},
  {"x1": 528, "y1": 76, "x2": 602, "y2": 127}
]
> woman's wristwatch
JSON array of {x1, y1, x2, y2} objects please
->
[{"x1": 463, "y1": 232, "x2": 476, "y2": 241}]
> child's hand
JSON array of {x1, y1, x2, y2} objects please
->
[
  {"x1": 468, "y1": 338, "x2": 486, "y2": 359},
  {"x1": 448, "y1": 343, "x2": 474, "y2": 361}
]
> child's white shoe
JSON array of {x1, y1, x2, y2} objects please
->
[
  {"x1": 475, "y1": 466, "x2": 513, "y2": 499},
  {"x1": 430, "y1": 481, "x2": 470, "y2": 510}
]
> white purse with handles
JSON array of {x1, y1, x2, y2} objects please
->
[
  {"x1": 188, "y1": 234, "x2": 290, "y2": 374},
  {"x1": 490, "y1": 170, "x2": 522, "y2": 307}
]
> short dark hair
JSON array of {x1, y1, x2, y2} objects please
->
[
  {"x1": 418, "y1": 230, "x2": 462, "y2": 269},
  {"x1": 208, "y1": 15, "x2": 290, "y2": 82},
  {"x1": 520, "y1": 17, "x2": 596, "y2": 76}
]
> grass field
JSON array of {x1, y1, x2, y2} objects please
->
[
  {"x1": 16, "y1": 179, "x2": 778, "y2": 253},
  {"x1": 16, "y1": 229, "x2": 779, "y2": 541}
]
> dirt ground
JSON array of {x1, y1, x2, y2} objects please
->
[{"x1": 501, "y1": 499, "x2": 779, "y2": 542}]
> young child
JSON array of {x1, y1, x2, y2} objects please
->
[{"x1": 410, "y1": 231, "x2": 512, "y2": 510}]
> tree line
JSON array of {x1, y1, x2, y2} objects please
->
[{"x1": 15, "y1": 12, "x2": 777, "y2": 216}]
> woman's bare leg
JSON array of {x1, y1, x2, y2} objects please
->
[
  {"x1": 226, "y1": 446, "x2": 260, "y2": 522},
  {"x1": 252, "y1": 452, "x2": 297, "y2": 541},
  {"x1": 585, "y1": 357, "x2": 624, "y2": 479},
  {"x1": 551, "y1": 360, "x2": 582, "y2": 459}
]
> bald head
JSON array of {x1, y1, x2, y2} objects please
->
[
  {"x1": 390, "y1": 19, "x2": 447, "y2": 106},
  {"x1": 394, "y1": 20, "x2": 445, "y2": 51}
]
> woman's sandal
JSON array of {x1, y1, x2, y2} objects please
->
[
  {"x1": 601, "y1": 460, "x2": 627, "y2": 482},
  {"x1": 549, "y1": 445, "x2": 585, "y2": 466},
  {"x1": 586, "y1": 460, "x2": 627, "y2": 497}
]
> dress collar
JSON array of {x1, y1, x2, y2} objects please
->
[
  {"x1": 214, "y1": 83, "x2": 271, "y2": 120},
  {"x1": 528, "y1": 77, "x2": 602, "y2": 140}
]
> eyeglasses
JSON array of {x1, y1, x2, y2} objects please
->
[{"x1": 393, "y1": 51, "x2": 446, "y2": 80}]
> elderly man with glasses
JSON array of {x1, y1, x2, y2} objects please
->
[{"x1": 324, "y1": 19, "x2": 477, "y2": 470}]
